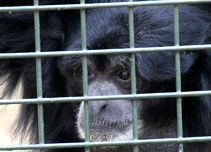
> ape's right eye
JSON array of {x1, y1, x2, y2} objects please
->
[
  {"x1": 74, "y1": 68, "x2": 96, "y2": 81},
  {"x1": 88, "y1": 68, "x2": 96, "y2": 80}
]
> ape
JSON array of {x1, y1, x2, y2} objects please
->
[{"x1": 0, "y1": 0, "x2": 211, "y2": 152}]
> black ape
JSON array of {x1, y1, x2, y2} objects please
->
[{"x1": 0, "y1": 1, "x2": 211, "y2": 152}]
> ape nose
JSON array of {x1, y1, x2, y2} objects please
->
[
  {"x1": 89, "y1": 101, "x2": 109, "y2": 120},
  {"x1": 87, "y1": 100, "x2": 132, "y2": 130}
]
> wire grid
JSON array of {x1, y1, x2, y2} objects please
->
[{"x1": 0, "y1": 0, "x2": 211, "y2": 151}]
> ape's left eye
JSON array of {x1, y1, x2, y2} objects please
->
[{"x1": 116, "y1": 70, "x2": 131, "y2": 82}]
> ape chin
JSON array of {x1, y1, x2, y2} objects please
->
[{"x1": 1, "y1": 1, "x2": 211, "y2": 152}]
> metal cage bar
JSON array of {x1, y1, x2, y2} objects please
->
[
  {"x1": 33, "y1": 0, "x2": 45, "y2": 151},
  {"x1": 1, "y1": 90, "x2": 211, "y2": 105},
  {"x1": 1, "y1": 44, "x2": 211, "y2": 59},
  {"x1": 128, "y1": 0, "x2": 139, "y2": 151},
  {"x1": 173, "y1": 4, "x2": 183, "y2": 152},
  {"x1": 80, "y1": 0, "x2": 91, "y2": 152},
  {"x1": 2, "y1": 136, "x2": 211, "y2": 151},
  {"x1": 0, "y1": 0, "x2": 210, "y2": 12}
]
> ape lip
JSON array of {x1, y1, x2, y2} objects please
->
[
  {"x1": 79, "y1": 120, "x2": 132, "y2": 130},
  {"x1": 80, "y1": 125, "x2": 133, "y2": 142}
]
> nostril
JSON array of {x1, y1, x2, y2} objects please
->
[
  {"x1": 100, "y1": 104, "x2": 107, "y2": 111},
  {"x1": 89, "y1": 101, "x2": 111, "y2": 120},
  {"x1": 91, "y1": 101, "x2": 109, "y2": 116}
]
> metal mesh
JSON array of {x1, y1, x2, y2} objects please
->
[{"x1": 0, "y1": 0, "x2": 211, "y2": 151}]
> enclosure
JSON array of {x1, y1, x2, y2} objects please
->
[{"x1": 1, "y1": 0, "x2": 211, "y2": 152}]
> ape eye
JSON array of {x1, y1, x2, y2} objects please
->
[
  {"x1": 116, "y1": 70, "x2": 130, "y2": 82},
  {"x1": 88, "y1": 70, "x2": 96, "y2": 79}
]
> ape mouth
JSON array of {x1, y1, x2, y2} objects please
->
[
  {"x1": 77, "y1": 121, "x2": 133, "y2": 142},
  {"x1": 90, "y1": 127, "x2": 133, "y2": 142},
  {"x1": 90, "y1": 119, "x2": 132, "y2": 129}
]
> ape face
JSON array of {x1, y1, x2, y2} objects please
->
[
  {"x1": 59, "y1": 55, "x2": 134, "y2": 142},
  {"x1": 76, "y1": 57, "x2": 134, "y2": 142},
  {"x1": 59, "y1": 53, "x2": 178, "y2": 146}
]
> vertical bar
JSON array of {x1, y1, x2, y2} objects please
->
[
  {"x1": 80, "y1": 0, "x2": 90, "y2": 152},
  {"x1": 34, "y1": 0, "x2": 45, "y2": 151},
  {"x1": 128, "y1": 0, "x2": 139, "y2": 152},
  {"x1": 174, "y1": 5, "x2": 183, "y2": 152}
]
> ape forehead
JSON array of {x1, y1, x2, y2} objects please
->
[
  {"x1": 91, "y1": 55, "x2": 131, "y2": 70},
  {"x1": 72, "y1": 5, "x2": 206, "y2": 51},
  {"x1": 60, "y1": 55, "x2": 131, "y2": 72}
]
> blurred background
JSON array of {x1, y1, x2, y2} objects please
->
[{"x1": 0, "y1": 84, "x2": 22, "y2": 151}]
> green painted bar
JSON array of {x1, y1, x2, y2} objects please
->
[
  {"x1": 128, "y1": 0, "x2": 139, "y2": 151},
  {"x1": 1, "y1": 90, "x2": 211, "y2": 105},
  {"x1": 1, "y1": 136, "x2": 211, "y2": 151},
  {"x1": 1, "y1": 44, "x2": 211, "y2": 59},
  {"x1": 80, "y1": 0, "x2": 91, "y2": 151},
  {"x1": 0, "y1": 0, "x2": 210, "y2": 12},
  {"x1": 34, "y1": 0, "x2": 45, "y2": 151},
  {"x1": 173, "y1": 5, "x2": 183, "y2": 152}
]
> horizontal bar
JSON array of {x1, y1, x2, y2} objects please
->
[
  {"x1": 1, "y1": 136, "x2": 211, "y2": 150},
  {"x1": 0, "y1": 0, "x2": 210, "y2": 12},
  {"x1": 0, "y1": 90, "x2": 211, "y2": 105},
  {"x1": 0, "y1": 44, "x2": 211, "y2": 59}
]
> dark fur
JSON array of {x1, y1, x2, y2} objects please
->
[{"x1": 0, "y1": 1, "x2": 211, "y2": 152}]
